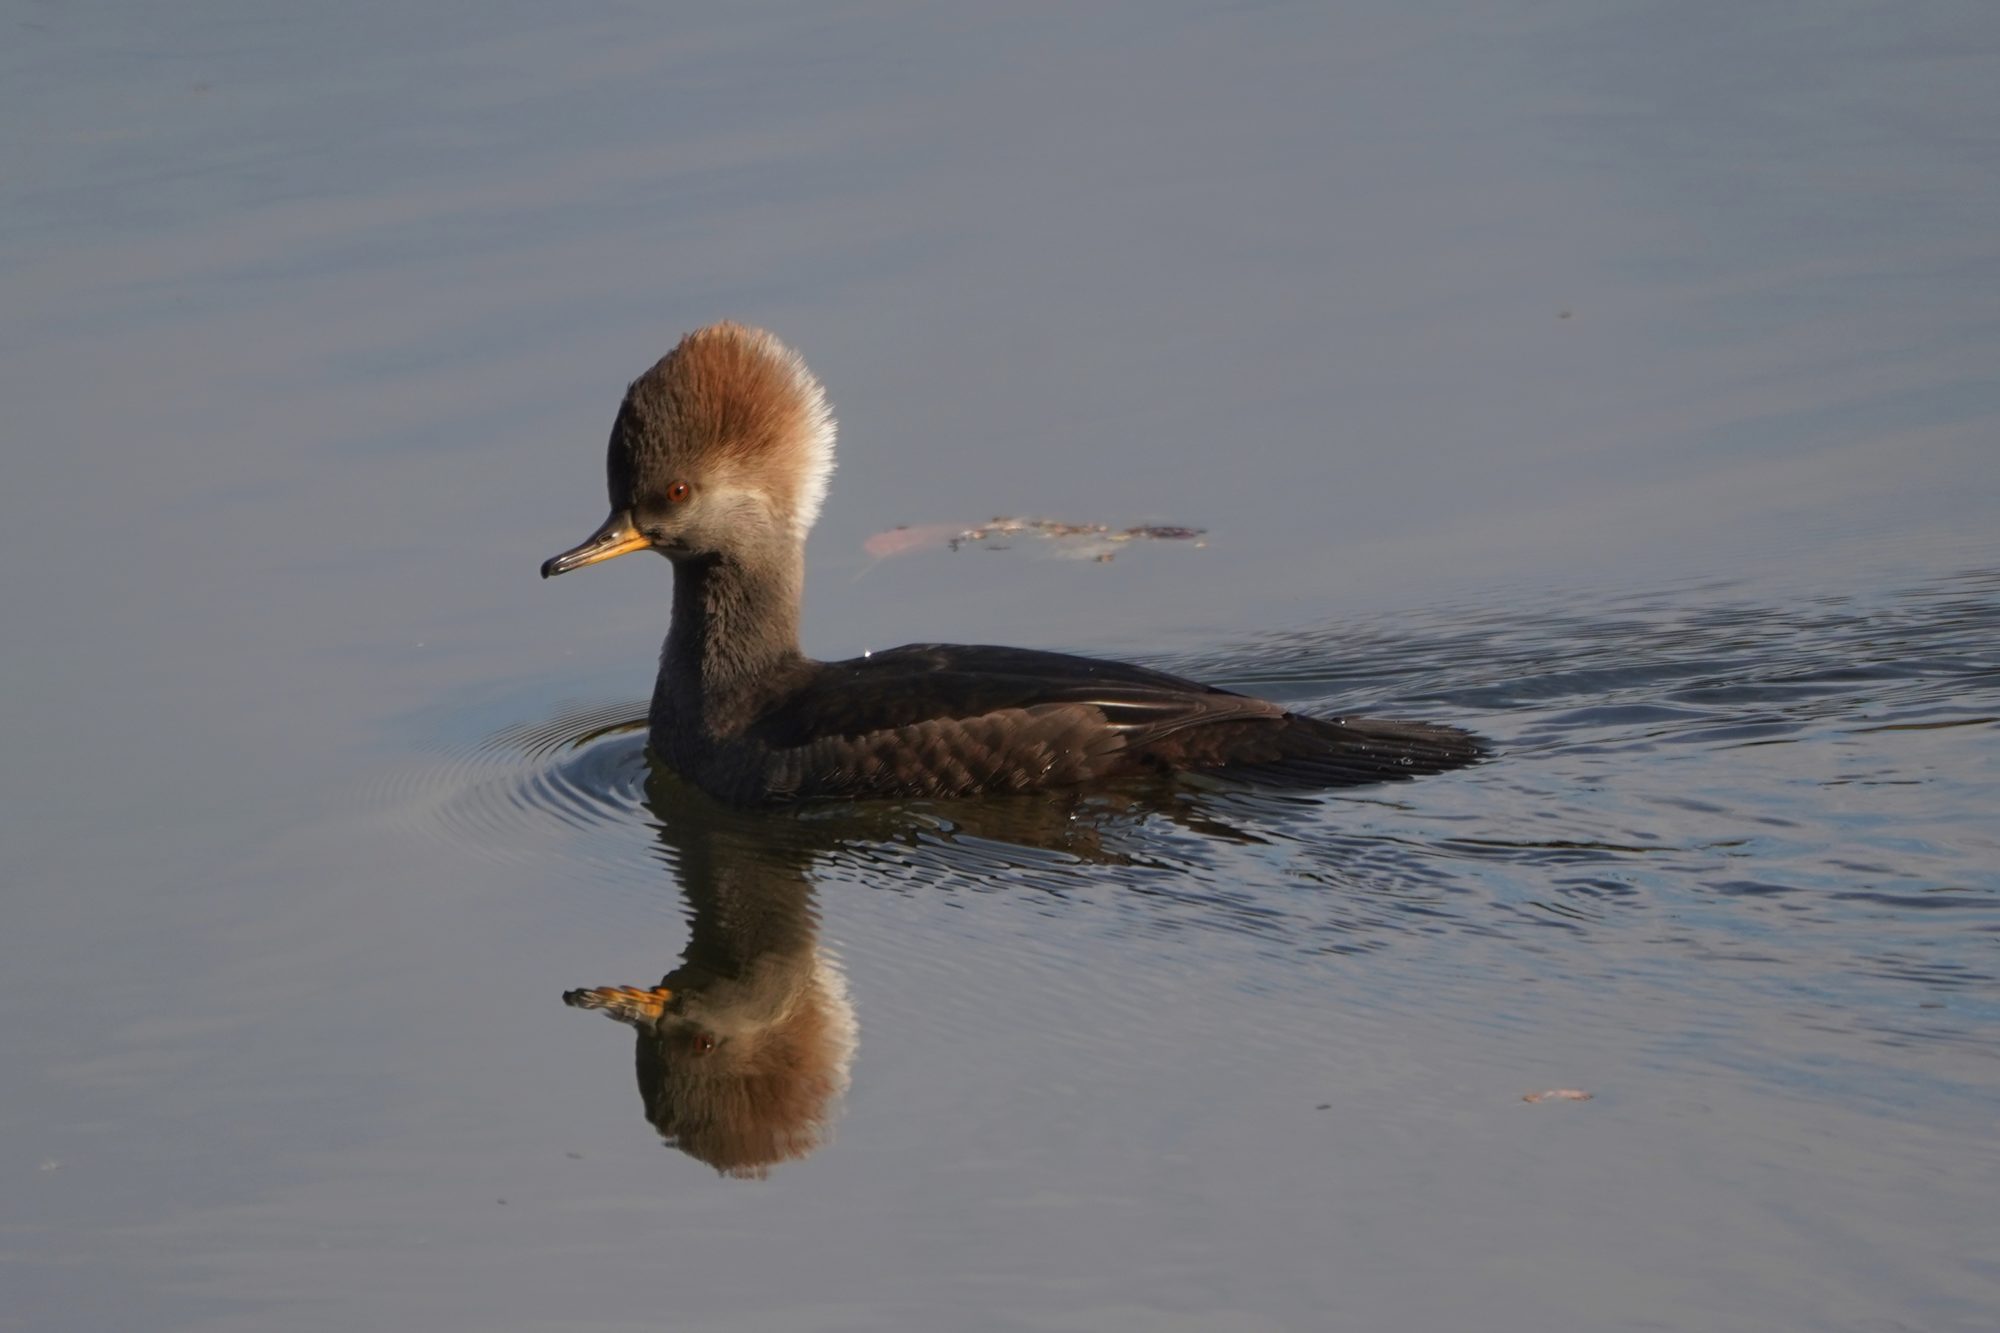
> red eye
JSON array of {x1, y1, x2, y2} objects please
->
[{"x1": 668, "y1": 481, "x2": 691, "y2": 504}]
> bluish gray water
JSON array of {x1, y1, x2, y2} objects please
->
[{"x1": 4, "y1": 3, "x2": 1997, "y2": 1331}]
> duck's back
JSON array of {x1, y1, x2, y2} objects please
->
[{"x1": 691, "y1": 644, "x2": 1481, "y2": 804}]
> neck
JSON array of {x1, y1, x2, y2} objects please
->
[{"x1": 654, "y1": 547, "x2": 807, "y2": 749}]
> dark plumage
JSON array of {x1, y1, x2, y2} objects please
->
[{"x1": 541, "y1": 323, "x2": 1483, "y2": 805}]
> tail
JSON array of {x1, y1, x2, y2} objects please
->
[{"x1": 1219, "y1": 713, "x2": 1486, "y2": 788}]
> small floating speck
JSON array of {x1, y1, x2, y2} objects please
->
[{"x1": 1522, "y1": 1089, "x2": 1593, "y2": 1103}]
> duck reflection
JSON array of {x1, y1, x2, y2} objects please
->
[
  {"x1": 564, "y1": 769, "x2": 856, "y2": 1178},
  {"x1": 563, "y1": 751, "x2": 1275, "y2": 1176}
]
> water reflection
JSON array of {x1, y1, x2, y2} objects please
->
[
  {"x1": 557, "y1": 760, "x2": 1296, "y2": 1175},
  {"x1": 562, "y1": 775, "x2": 857, "y2": 1178},
  {"x1": 528, "y1": 570, "x2": 2000, "y2": 1152}
]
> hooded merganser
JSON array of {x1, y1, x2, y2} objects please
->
[{"x1": 541, "y1": 323, "x2": 1483, "y2": 805}]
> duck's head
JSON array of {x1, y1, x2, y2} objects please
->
[{"x1": 542, "y1": 323, "x2": 835, "y2": 578}]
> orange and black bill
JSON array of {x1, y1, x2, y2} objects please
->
[{"x1": 542, "y1": 511, "x2": 649, "y2": 578}]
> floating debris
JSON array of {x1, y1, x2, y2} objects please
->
[
  {"x1": 1521, "y1": 1089, "x2": 1593, "y2": 1104},
  {"x1": 862, "y1": 523, "x2": 967, "y2": 558},
  {"x1": 864, "y1": 516, "x2": 1207, "y2": 563}
]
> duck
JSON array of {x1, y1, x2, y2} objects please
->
[{"x1": 541, "y1": 322, "x2": 1483, "y2": 806}]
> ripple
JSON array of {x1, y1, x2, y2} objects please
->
[
  {"x1": 391, "y1": 699, "x2": 654, "y2": 871},
  {"x1": 390, "y1": 571, "x2": 2000, "y2": 1055}
]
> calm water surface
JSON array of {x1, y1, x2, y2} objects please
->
[{"x1": 5, "y1": 3, "x2": 1998, "y2": 1331}]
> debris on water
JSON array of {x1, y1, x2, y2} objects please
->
[
  {"x1": 1522, "y1": 1089, "x2": 1593, "y2": 1103},
  {"x1": 862, "y1": 523, "x2": 968, "y2": 558},
  {"x1": 864, "y1": 516, "x2": 1208, "y2": 562}
]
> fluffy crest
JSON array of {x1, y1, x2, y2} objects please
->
[{"x1": 612, "y1": 323, "x2": 837, "y2": 540}]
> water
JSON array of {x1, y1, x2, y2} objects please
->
[{"x1": 5, "y1": 3, "x2": 1999, "y2": 1330}]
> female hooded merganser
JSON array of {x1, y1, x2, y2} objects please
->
[{"x1": 541, "y1": 323, "x2": 1482, "y2": 805}]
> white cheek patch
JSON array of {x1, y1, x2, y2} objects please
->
[{"x1": 709, "y1": 484, "x2": 782, "y2": 536}]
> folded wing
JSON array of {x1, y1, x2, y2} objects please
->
[{"x1": 741, "y1": 644, "x2": 1482, "y2": 801}]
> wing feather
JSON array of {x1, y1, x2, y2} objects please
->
[{"x1": 736, "y1": 643, "x2": 1481, "y2": 800}]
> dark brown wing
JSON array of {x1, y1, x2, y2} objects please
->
[
  {"x1": 749, "y1": 644, "x2": 1260, "y2": 745},
  {"x1": 738, "y1": 644, "x2": 1482, "y2": 801}
]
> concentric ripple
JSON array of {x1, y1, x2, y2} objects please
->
[{"x1": 398, "y1": 699, "x2": 654, "y2": 869}]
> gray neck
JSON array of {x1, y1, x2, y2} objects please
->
[{"x1": 653, "y1": 548, "x2": 807, "y2": 754}]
